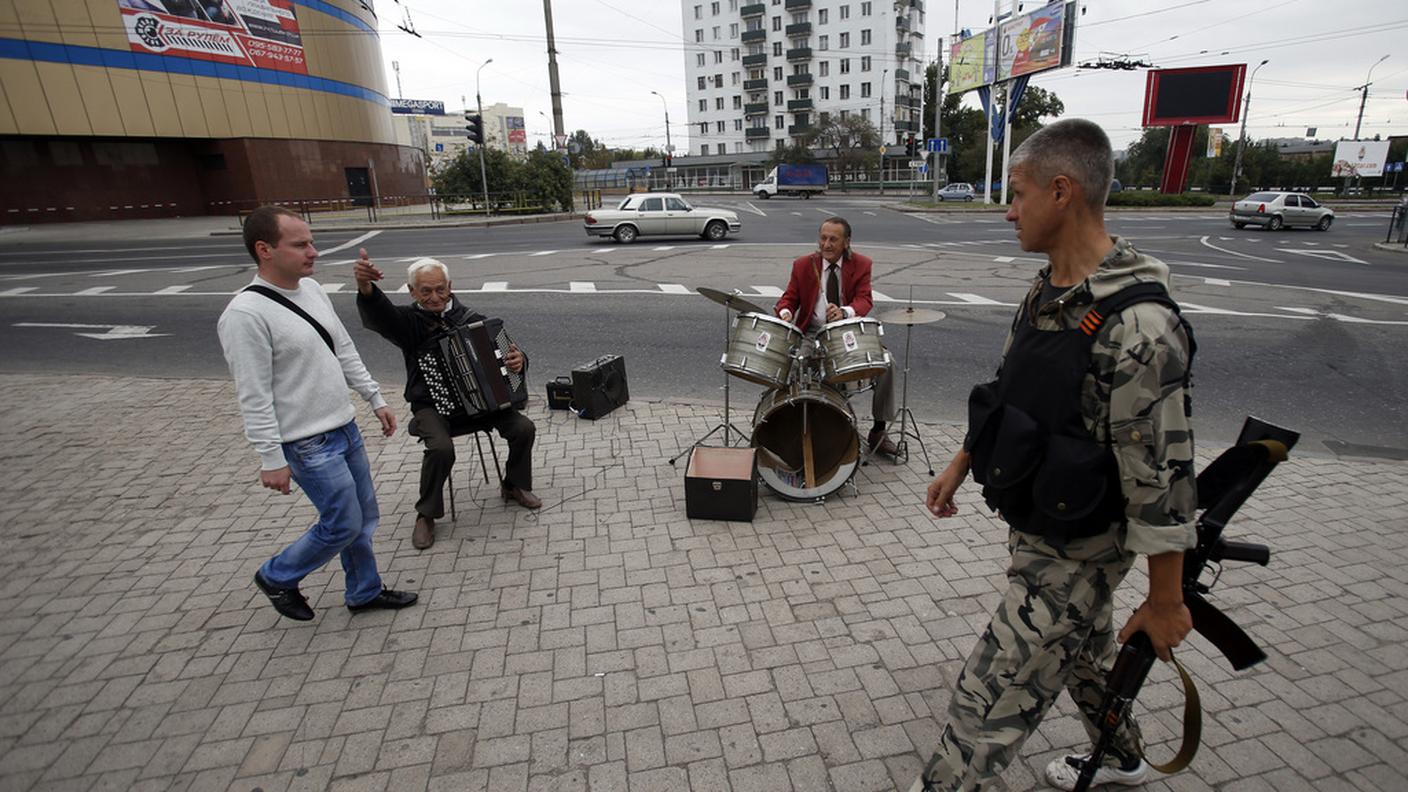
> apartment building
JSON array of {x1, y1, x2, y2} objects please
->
[{"x1": 681, "y1": 0, "x2": 927, "y2": 157}]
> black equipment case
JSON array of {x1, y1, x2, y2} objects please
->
[
  {"x1": 571, "y1": 355, "x2": 629, "y2": 419},
  {"x1": 685, "y1": 446, "x2": 758, "y2": 522}
]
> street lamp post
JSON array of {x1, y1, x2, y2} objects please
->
[
  {"x1": 650, "y1": 90, "x2": 672, "y2": 190},
  {"x1": 879, "y1": 68, "x2": 889, "y2": 195},
  {"x1": 476, "y1": 58, "x2": 493, "y2": 215},
  {"x1": 1353, "y1": 54, "x2": 1390, "y2": 140},
  {"x1": 1229, "y1": 59, "x2": 1268, "y2": 198}
]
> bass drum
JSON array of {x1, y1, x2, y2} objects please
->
[{"x1": 751, "y1": 384, "x2": 859, "y2": 502}]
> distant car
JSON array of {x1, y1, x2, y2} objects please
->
[
  {"x1": 1229, "y1": 191, "x2": 1334, "y2": 231},
  {"x1": 936, "y1": 183, "x2": 975, "y2": 202},
  {"x1": 583, "y1": 193, "x2": 742, "y2": 243}
]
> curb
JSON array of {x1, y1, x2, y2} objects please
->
[
  {"x1": 208, "y1": 212, "x2": 583, "y2": 236},
  {"x1": 1373, "y1": 242, "x2": 1408, "y2": 255}
]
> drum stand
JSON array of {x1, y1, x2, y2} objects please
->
[
  {"x1": 893, "y1": 319, "x2": 935, "y2": 476},
  {"x1": 669, "y1": 291, "x2": 751, "y2": 465}
]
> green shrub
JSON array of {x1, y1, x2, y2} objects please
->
[{"x1": 1106, "y1": 191, "x2": 1216, "y2": 207}]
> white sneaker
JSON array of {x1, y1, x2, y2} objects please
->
[{"x1": 1044, "y1": 753, "x2": 1148, "y2": 790}]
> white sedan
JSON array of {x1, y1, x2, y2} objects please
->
[{"x1": 584, "y1": 193, "x2": 742, "y2": 243}]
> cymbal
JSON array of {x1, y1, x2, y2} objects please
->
[
  {"x1": 697, "y1": 286, "x2": 766, "y2": 315},
  {"x1": 877, "y1": 306, "x2": 948, "y2": 325}
]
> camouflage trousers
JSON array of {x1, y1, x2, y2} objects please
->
[{"x1": 917, "y1": 528, "x2": 1141, "y2": 792}]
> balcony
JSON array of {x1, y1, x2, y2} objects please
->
[
  {"x1": 785, "y1": 22, "x2": 811, "y2": 37},
  {"x1": 742, "y1": 53, "x2": 768, "y2": 67},
  {"x1": 788, "y1": 123, "x2": 812, "y2": 136},
  {"x1": 786, "y1": 72, "x2": 813, "y2": 87},
  {"x1": 743, "y1": 78, "x2": 769, "y2": 92},
  {"x1": 746, "y1": 127, "x2": 771, "y2": 140},
  {"x1": 896, "y1": 16, "x2": 910, "y2": 31},
  {"x1": 784, "y1": 0, "x2": 811, "y2": 8},
  {"x1": 786, "y1": 47, "x2": 812, "y2": 61},
  {"x1": 895, "y1": 68, "x2": 910, "y2": 82},
  {"x1": 895, "y1": 119, "x2": 919, "y2": 133},
  {"x1": 741, "y1": 2, "x2": 765, "y2": 17},
  {"x1": 896, "y1": 95, "x2": 919, "y2": 108},
  {"x1": 787, "y1": 98, "x2": 813, "y2": 112},
  {"x1": 741, "y1": 29, "x2": 766, "y2": 44},
  {"x1": 745, "y1": 102, "x2": 769, "y2": 116},
  {"x1": 896, "y1": 42, "x2": 912, "y2": 59}
]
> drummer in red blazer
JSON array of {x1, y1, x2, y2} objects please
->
[{"x1": 776, "y1": 216, "x2": 898, "y2": 457}]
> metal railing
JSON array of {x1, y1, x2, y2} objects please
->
[
  {"x1": 228, "y1": 191, "x2": 571, "y2": 226},
  {"x1": 1388, "y1": 204, "x2": 1408, "y2": 247}
]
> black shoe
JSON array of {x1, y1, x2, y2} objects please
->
[
  {"x1": 254, "y1": 571, "x2": 314, "y2": 621},
  {"x1": 347, "y1": 587, "x2": 419, "y2": 613}
]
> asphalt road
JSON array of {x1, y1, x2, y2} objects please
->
[{"x1": 2, "y1": 195, "x2": 1404, "y2": 459}]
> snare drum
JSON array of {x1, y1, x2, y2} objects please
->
[
  {"x1": 721, "y1": 312, "x2": 801, "y2": 389},
  {"x1": 817, "y1": 317, "x2": 890, "y2": 385}
]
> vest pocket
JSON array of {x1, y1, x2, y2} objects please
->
[
  {"x1": 972, "y1": 403, "x2": 1043, "y2": 489},
  {"x1": 1030, "y1": 434, "x2": 1112, "y2": 527}
]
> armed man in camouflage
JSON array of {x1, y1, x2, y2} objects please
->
[{"x1": 912, "y1": 118, "x2": 1197, "y2": 792}]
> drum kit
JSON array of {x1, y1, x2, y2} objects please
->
[{"x1": 672, "y1": 286, "x2": 945, "y2": 503}]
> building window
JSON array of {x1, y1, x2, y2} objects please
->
[
  {"x1": 699, "y1": 99, "x2": 707, "y2": 111},
  {"x1": 861, "y1": 1, "x2": 871, "y2": 15},
  {"x1": 772, "y1": 16, "x2": 781, "y2": 31},
  {"x1": 700, "y1": 123, "x2": 708, "y2": 135},
  {"x1": 717, "y1": 120, "x2": 726, "y2": 132},
  {"x1": 773, "y1": 66, "x2": 783, "y2": 80},
  {"x1": 820, "y1": 111, "x2": 830, "y2": 124},
  {"x1": 702, "y1": 144, "x2": 710, "y2": 155},
  {"x1": 719, "y1": 143, "x2": 727, "y2": 154},
  {"x1": 861, "y1": 29, "x2": 871, "y2": 45},
  {"x1": 861, "y1": 56, "x2": 871, "y2": 72},
  {"x1": 711, "y1": 1, "x2": 719, "y2": 14},
  {"x1": 819, "y1": 35, "x2": 828, "y2": 50},
  {"x1": 861, "y1": 82, "x2": 871, "y2": 98},
  {"x1": 730, "y1": 0, "x2": 738, "y2": 9},
  {"x1": 734, "y1": 118, "x2": 743, "y2": 130},
  {"x1": 716, "y1": 97, "x2": 725, "y2": 110},
  {"x1": 840, "y1": 58, "x2": 850, "y2": 74},
  {"x1": 773, "y1": 41, "x2": 783, "y2": 55},
  {"x1": 733, "y1": 96, "x2": 742, "y2": 109},
  {"x1": 774, "y1": 90, "x2": 784, "y2": 106},
  {"x1": 819, "y1": 61, "x2": 829, "y2": 76},
  {"x1": 861, "y1": 108, "x2": 869, "y2": 119},
  {"x1": 715, "y1": 50, "x2": 724, "y2": 63},
  {"x1": 731, "y1": 72, "x2": 740, "y2": 85},
  {"x1": 730, "y1": 23, "x2": 738, "y2": 38},
  {"x1": 698, "y1": 76, "x2": 707, "y2": 90},
  {"x1": 840, "y1": 84, "x2": 850, "y2": 99},
  {"x1": 715, "y1": 73, "x2": 724, "y2": 86},
  {"x1": 840, "y1": 5, "x2": 850, "y2": 20},
  {"x1": 732, "y1": 48, "x2": 740, "y2": 60},
  {"x1": 839, "y1": 32, "x2": 849, "y2": 48},
  {"x1": 840, "y1": 109, "x2": 849, "y2": 118},
  {"x1": 694, "y1": 5, "x2": 701, "y2": 19},
  {"x1": 697, "y1": 53, "x2": 706, "y2": 66},
  {"x1": 775, "y1": 115, "x2": 784, "y2": 129},
  {"x1": 820, "y1": 85, "x2": 830, "y2": 99},
  {"x1": 818, "y1": 8, "x2": 828, "y2": 24}
]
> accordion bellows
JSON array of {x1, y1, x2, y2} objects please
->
[{"x1": 420, "y1": 318, "x2": 528, "y2": 420}]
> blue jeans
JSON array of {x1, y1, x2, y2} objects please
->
[{"x1": 260, "y1": 421, "x2": 383, "y2": 606}]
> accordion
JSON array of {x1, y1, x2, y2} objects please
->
[{"x1": 419, "y1": 318, "x2": 527, "y2": 421}]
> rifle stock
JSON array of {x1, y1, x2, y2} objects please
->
[{"x1": 1186, "y1": 590, "x2": 1266, "y2": 672}]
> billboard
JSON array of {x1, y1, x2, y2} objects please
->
[
  {"x1": 507, "y1": 116, "x2": 526, "y2": 144},
  {"x1": 948, "y1": 30, "x2": 995, "y2": 94},
  {"x1": 390, "y1": 99, "x2": 446, "y2": 115},
  {"x1": 996, "y1": 2, "x2": 1069, "y2": 82},
  {"x1": 1330, "y1": 140, "x2": 1391, "y2": 178},
  {"x1": 1142, "y1": 64, "x2": 1246, "y2": 126},
  {"x1": 1207, "y1": 127, "x2": 1224, "y2": 158},
  {"x1": 117, "y1": 0, "x2": 306, "y2": 74}
]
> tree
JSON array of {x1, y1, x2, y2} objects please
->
[
  {"x1": 767, "y1": 140, "x2": 815, "y2": 167},
  {"x1": 432, "y1": 146, "x2": 516, "y2": 197},
  {"x1": 430, "y1": 146, "x2": 573, "y2": 211},
  {"x1": 518, "y1": 149, "x2": 574, "y2": 211},
  {"x1": 805, "y1": 114, "x2": 879, "y2": 186}
]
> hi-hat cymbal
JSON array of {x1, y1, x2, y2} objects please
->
[
  {"x1": 876, "y1": 306, "x2": 948, "y2": 325},
  {"x1": 697, "y1": 286, "x2": 766, "y2": 315}
]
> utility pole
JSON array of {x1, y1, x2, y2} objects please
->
[
  {"x1": 879, "y1": 68, "x2": 888, "y2": 195},
  {"x1": 476, "y1": 59, "x2": 492, "y2": 215},
  {"x1": 1353, "y1": 54, "x2": 1389, "y2": 140},
  {"x1": 933, "y1": 51, "x2": 944, "y2": 200},
  {"x1": 543, "y1": 0, "x2": 565, "y2": 145},
  {"x1": 1230, "y1": 59, "x2": 1268, "y2": 198},
  {"x1": 392, "y1": 60, "x2": 402, "y2": 99}
]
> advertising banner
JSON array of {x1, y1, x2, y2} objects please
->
[
  {"x1": 117, "y1": 0, "x2": 306, "y2": 74},
  {"x1": 996, "y1": 2, "x2": 1067, "y2": 82},
  {"x1": 1330, "y1": 140, "x2": 1390, "y2": 178},
  {"x1": 507, "y1": 115, "x2": 526, "y2": 144},
  {"x1": 390, "y1": 99, "x2": 446, "y2": 115},
  {"x1": 948, "y1": 31, "x2": 994, "y2": 94},
  {"x1": 1207, "y1": 127, "x2": 1224, "y2": 158}
]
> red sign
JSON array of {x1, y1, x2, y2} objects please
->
[
  {"x1": 508, "y1": 129, "x2": 527, "y2": 143},
  {"x1": 118, "y1": 0, "x2": 306, "y2": 75}
]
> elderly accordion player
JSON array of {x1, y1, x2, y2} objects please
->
[{"x1": 419, "y1": 317, "x2": 528, "y2": 421}]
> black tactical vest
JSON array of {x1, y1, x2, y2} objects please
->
[{"x1": 967, "y1": 281, "x2": 1194, "y2": 546}]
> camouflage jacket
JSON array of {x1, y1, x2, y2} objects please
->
[{"x1": 993, "y1": 237, "x2": 1197, "y2": 556}]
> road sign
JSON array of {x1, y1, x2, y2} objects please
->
[
  {"x1": 926, "y1": 137, "x2": 949, "y2": 153},
  {"x1": 554, "y1": 134, "x2": 569, "y2": 148},
  {"x1": 908, "y1": 160, "x2": 925, "y2": 168},
  {"x1": 878, "y1": 145, "x2": 888, "y2": 155},
  {"x1": 918, "y1": 165, "x2": 928, "y2": 174}
]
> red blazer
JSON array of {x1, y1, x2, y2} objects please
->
[{"x1": 775, "y1": 250, "x2": 874, "y2": 333}]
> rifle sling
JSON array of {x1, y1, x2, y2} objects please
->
[{"x1": 1136, "y1": 651, "x2": 1202, "y2": 774}]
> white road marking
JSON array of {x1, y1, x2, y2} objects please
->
[
  {"x1": 658, "y1": 284, "x2": 692, "y2": 294},
  {"x1": 1203, "y1": 278, "x2": 1232, "y2": 287},
  {"x1": 320, "y1": 230, "x2": 381, "y2": 257},
  {"x1": 791, "y1": 212, "x2": 803, "y2": 216},
  {"x1": 0, "y1": 287, "x2": 38, "y2": 296},
  {"x1": 89, "y1": 269, "x2": 149, "y2": 278},
  {"x1": 949, "y1": 292, "x2": 1002, "y2": 305},
  {"x1": 465, "y1": 253, "x2": 497, "y2": 260},
  {"x1": 322, "y1": 283, "x2": 345, "y2": 293},
  {"x1": 711, "y1": 244, "x2": 730, "y2": 249},
  {"x1": 1281, "y1": 249, "x2": 1369, "y2": 265},
  {"x1": 169, "y1": 266, "x2": 222, "y2": 274},
  {"x1": 1198, "y1": 236, "x2": 1282, "y2": 263},
  {"x1": 652, "y1": 246, "x2": 676, "y2": 251},
  {"x1": 569, "y1": 281, "x2": 596, "y2": 292},
  {"x1": 1180, "y1": 301, "x2": 1313, "y2": 320},
  {"x1": 751, "y1": 285, "x2": 784, "y2": 297},
  {"x1": 74, "y1": 286, "x2": 115, "y2": 295},
  {"x1": 871, "y1": 290, "x2": 895, "y2": 302},
  {"x1": 814, "y1": 208, "x2": 834, "y2": 215},
  {"x1": 530, "y1": 250, "x2": 559, "y2": 257},
  {"x1": 863, "y1": 211, "x2": 877, "y2": 216},
  {"x1": 1277, "y1": 307, "x2": 1318, "y2": 315},
  {"x1": 482, "y1": 281, "x2": 508, "y2": 291},
  {"x1": 994, "y1": 256, "x2": 1016, "y2": 263},
  {"x1": 741, "y1": 202, "x2": 768, "y2": 217},
  {"x1": 1164, "y1": 260, "x2": 1245, "y2": 271},
  {"x1": 154, "y1": 285, "x2": 192, "y2": 295}
]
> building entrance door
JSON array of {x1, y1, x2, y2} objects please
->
[{"x1": 345, "y1": 167, "x2": 372, "y2": 206}]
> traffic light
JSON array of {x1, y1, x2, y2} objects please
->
[
  {"x1": 906, "y1": 135, "x2": 917, "y2": 157},
  {"x1": 464, "y1": 112, "x2": 483, "y2": 145}
]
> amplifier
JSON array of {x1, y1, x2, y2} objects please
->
[
  {"x1": 685, "y1": 446, "x2": 758, "y2": 522},
  {"x1": 545, "y1": 376, "x2": 574, "y2": 410},
  {"x1": 571, "y1": 354, "x2": 629, "y2": 420}
]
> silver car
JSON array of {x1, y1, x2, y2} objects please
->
[
  {"x1": 936, "y1": 182, "x2": 976, "y2": 202},
  {"x1": 1229, "y1": 191, "x2": 1334, "y2": 231},
  {"x1": 583, "y1": 193, "x2": 742, "y2": 243}
]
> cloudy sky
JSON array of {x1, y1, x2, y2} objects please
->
[{"x1": 375, "y1": 0, "x2": 1406, "y2": 152}]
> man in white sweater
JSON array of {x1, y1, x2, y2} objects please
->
[{"x1": 218, "y1": 205, "x2": 417, "y2": 621}]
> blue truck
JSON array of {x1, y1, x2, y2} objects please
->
[{"x1": 752, "y1": 164, "x2": 829, "y2": 199}]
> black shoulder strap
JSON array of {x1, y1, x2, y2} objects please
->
[
  {"x1": 1081, "y1": 280, "x2": 1197, "y2": 377},
  {"x1": 243, "y1": 285, "x2": 336, "y2": 355}
]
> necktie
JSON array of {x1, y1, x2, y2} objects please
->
[{"x1": 826, "y1": 264, "x2": 840, "y2": 308}]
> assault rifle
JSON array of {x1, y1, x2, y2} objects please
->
[{"x1": 1070, "y1": 416, "x2": 1298, "y2": 792}]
